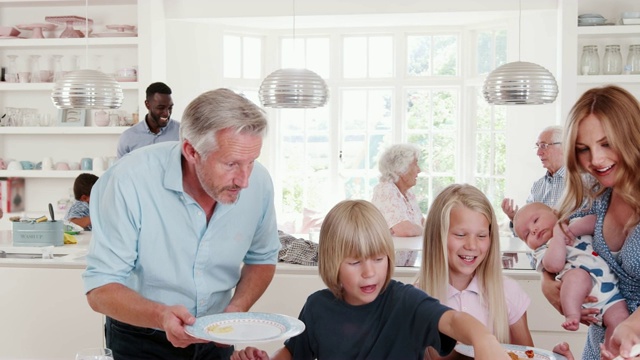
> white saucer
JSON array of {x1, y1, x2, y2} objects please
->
[
  {"x1": 90, "y1": 32, "x2": 137, "y2": 38},
  {"x1": 115, "y1": 76, "x2": 137, "y2": 82}
]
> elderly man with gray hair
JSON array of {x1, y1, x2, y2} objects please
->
[
  {"x1": 83, "y1": 89, "x2": 280, "y2": 359},
  {"x1": 502, "y1": 125, "x2": 566, "y2": 231},
  {"x1": 371, "y1": 143, "x2": 424, "y2": 237}
]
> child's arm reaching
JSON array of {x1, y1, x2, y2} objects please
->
[
  {"x1": 69, "y1": 216, "x2": 91, "y2": 230},
  {"x1": 437, "y1": 310, "x2": 511, "y2": 360}
]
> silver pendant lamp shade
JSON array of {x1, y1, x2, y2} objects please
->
[
  {"x1": 50, "y1": 0, "x2": 123, "y2": 109},
  {"x1": 259, "y1": 68, "x2": 329, "y2": 108},
  {"x1": 259, "y1": 0, "x2": 329, "y2": 108},
  {"x1": 51, "y1": 69, "x2": 124, "y2": 109},
  {"x1": 482, "y1": 0, "x2": 558, "y2": 105},
  {"x1": 483, "y1": 61, "x2": 558, "y2": 105}
]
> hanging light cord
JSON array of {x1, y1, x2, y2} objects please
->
[
  {"x1": 85, "y1": 0, "x2": 89, "y2": 68},
  {"x1": 518, "y1": 0, "x2": 521, "y2": 61}
]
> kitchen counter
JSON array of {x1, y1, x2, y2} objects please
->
[
  {"x1": 0, "y1": 229, "x2": 89, "y2": 269},
  {"x1": 0, "y1": 231, "x2": 560, "y2": 359}
]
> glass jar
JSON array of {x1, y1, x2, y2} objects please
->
[
  {"x1": 580, "y1": 45, "x2": 600, "y2": 75},
  {"x1": 603, "y1": 45, "x2": 623, "y2": 75},
  {"x1": 627, "y1": 44, "x2": 640, "y2": 75}
]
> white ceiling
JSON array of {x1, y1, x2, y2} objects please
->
[{"x1": 164, "y1": 0, "x2": 559, "y2": 28}]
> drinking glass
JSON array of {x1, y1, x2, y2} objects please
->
[
  {"x1": 5, "y1": 55, "x2": 18, "y2": 83},
  {"x1": 75, "y1": 348, "x2": 113, "y2": 360},
  {"x1": 30, "y1": 55, "x2": 41, "y2": 82},
  {"x1": 52, "y1": 54, "x2": 64, "y2": 82}
]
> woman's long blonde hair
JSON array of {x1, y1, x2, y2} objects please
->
[
  {"x1": 558, "y1": 85, "x2": 640, "y2": 230},
  {"x1": 416, "y1": 184, "x2": 509, "y2": 343}
]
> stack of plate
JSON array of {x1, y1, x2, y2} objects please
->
[{"x1": 578, "y1": 13, "x2": 606, "y2": 26}]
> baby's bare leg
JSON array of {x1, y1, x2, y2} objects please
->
[
  {"x1": 603, "y1": 301, "x2": 630, "y2": 350},
  {"x1": 559, "y1": 268, "x2": 592, "y2": 331}
]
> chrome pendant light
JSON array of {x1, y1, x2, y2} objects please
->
[
  {"x1": 483, "y1": 0, "x2": 558, "y2": 105},
  {"x1": 259, "y1": 0, "x2": 329, "y2": 108},
  {"x1": 51, "y1": 0, "x2": 123, "y2": 109},
  {"x1": 51, "y1": 69, "x2": 123, "y2": 109},
  {"x1": 259, "y1": 68, "x2": 328, "y2": 108}
]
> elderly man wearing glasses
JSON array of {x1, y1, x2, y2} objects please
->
[{"x1": 502, "y1": 125, "x2": 565, "y2": 231}]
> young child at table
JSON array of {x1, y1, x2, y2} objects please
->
[
  {"x1": 64, "y1": 173, "x2": 98, "y2": 231},
  {"x1": 513, "y1": 201, "x2": 628, "y2": 348},
  {"x1": 232, "y1": 200, "x2": 510, "y2": 360},
  {"x1": 416, "y1": 184, "x2": 533, "y2": 359}
]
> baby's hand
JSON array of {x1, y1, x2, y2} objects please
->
[
  {"x1": 552, "y1": 222, "x2": 575, "y2": 246},
  {"x1": 231, "y1": 347, "x2": 270, "y2": 360}
]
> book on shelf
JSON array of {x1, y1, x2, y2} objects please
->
[{"x1": 0, "y1": 177, "x2": 25, "y2": 213}]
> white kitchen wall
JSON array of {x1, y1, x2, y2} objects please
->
[{"x1": 161, "y1": 1, "x2": 562, "y2": 209}]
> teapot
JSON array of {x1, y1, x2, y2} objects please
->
[{"x1": 94, "y1": 110, "x2": 110, "y2": 127}]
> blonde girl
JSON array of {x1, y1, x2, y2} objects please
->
[
  {"x1": 417, "y1": 184, "x2": 533, "y2": 358},
  {"x1": 233, "y1": 200, "x2": 510, "y2": 360}
]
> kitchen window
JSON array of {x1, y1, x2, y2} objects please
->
[{"x1": 223, "y1": 25, "x2": 508, "y2": 229}]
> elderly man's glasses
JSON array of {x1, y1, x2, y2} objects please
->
[{"x1": 534, "y1": 142, "x2": 561, "y2": 150}]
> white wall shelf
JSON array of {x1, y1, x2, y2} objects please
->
[
  {"x1": 0, "y1": 37, "x2": 139, "y2": 48},
  {"x1": 577, "y1": 74, "x2": 640, "y2": 83},
  {"x1": 0, "y1": 82, "x2": 138, "y2": 91},
  {"x1": 0, "y1": 126, "x2": 128, "y2": 134},
  {"x1": 577, "y1": 24, "x2": 640, "y2": 37},
  {"x1": 0, "y1": 170, "x2": 105, "y2": 178}
]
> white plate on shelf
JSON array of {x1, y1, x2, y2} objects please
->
[
  {"x1": 114, "y1": 76, "x2": 137, "y2": 82},
  {"x1": 105, "y1": 24, "x2": 135, "y2": 32},
  {"x1": 454, "y1": 343, "x2": 567, "y2": 360},
  {"x1": 185, "y1": 312, "x2": 305, "y2": 345},
  {"x1": 578, "y1": 18, "x2": 607, "y2": 26},
  {"x1": 90, "y1": 32, "x2": 137, "y2": 38},
  {"x1": 622, "y1": 18, "x2": 640, "y2": 25}
]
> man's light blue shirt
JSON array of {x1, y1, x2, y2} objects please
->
[
  {"x1": 116, "y1": 117, "x2": 181, "y2": 158},
  {"x1": 83, "y1": 142, "x2": 280, "y2": 317}
]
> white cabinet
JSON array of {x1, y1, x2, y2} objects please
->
[
  {"x1": 560, "y1": 0, "x2": 640, "y2": 119},
  {"x1": 0, "y1": 0, "x2": 149, "y2": 221},
  {"x1": 576, "y1": 25, "x2": 640, "y2": 86},
  {"x1": 0, "y1": 265, "x2": 104, "y2": 360}
]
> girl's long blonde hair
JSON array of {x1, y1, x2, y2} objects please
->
[{"x1": 417, "y1": 184, "x2": 509, "y2": 343}]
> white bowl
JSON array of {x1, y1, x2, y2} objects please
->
[
  {"x1": 621, "y1": 11, "x2": 640, "y2": 19},
  {"x1": 578, "y1": 13, "x2": 605, "y2": 19}
]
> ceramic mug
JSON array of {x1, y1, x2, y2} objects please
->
[
  {"x1": 55, "y1": 162, "x2": 70, "y2": 171},
  {"x1": 18, "y1": 72, "x2": 30, "y2": 83},
  {"x1": 19, "y1": 161, "x2": 34, "y2": 170},
  {"x1": 6, "y1": 161, "x2": 22, "y2": 171},
  {"x1": 92, "y1": 156, "x2": 105, "y2": 171},
  {"x1": 41, "y1": 157, "x2": 54, "y2": 170},
  {"x1": 94, "y1": 110, "x2": 110, "y2": 127},
  {"x1": 69, "y1": 162, "x2": 80, "y2": 170},
  {"x1": 80, "y1": 157, "x2": 93, "y2": 171}
]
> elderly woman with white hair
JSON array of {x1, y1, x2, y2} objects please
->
[{"x1": 371, "y1": 143, "x2": 424, "y2": 237}]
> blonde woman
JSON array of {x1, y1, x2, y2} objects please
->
[
  {"x1": 416, "y1": 184, "x2": 534, "y2": 359},
  {"x1": 542, "y1": 85, "x2": 640, "y2": 360},
  {"x1": 233, "y1": 200, "x2": 510, "y2": 360}
]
